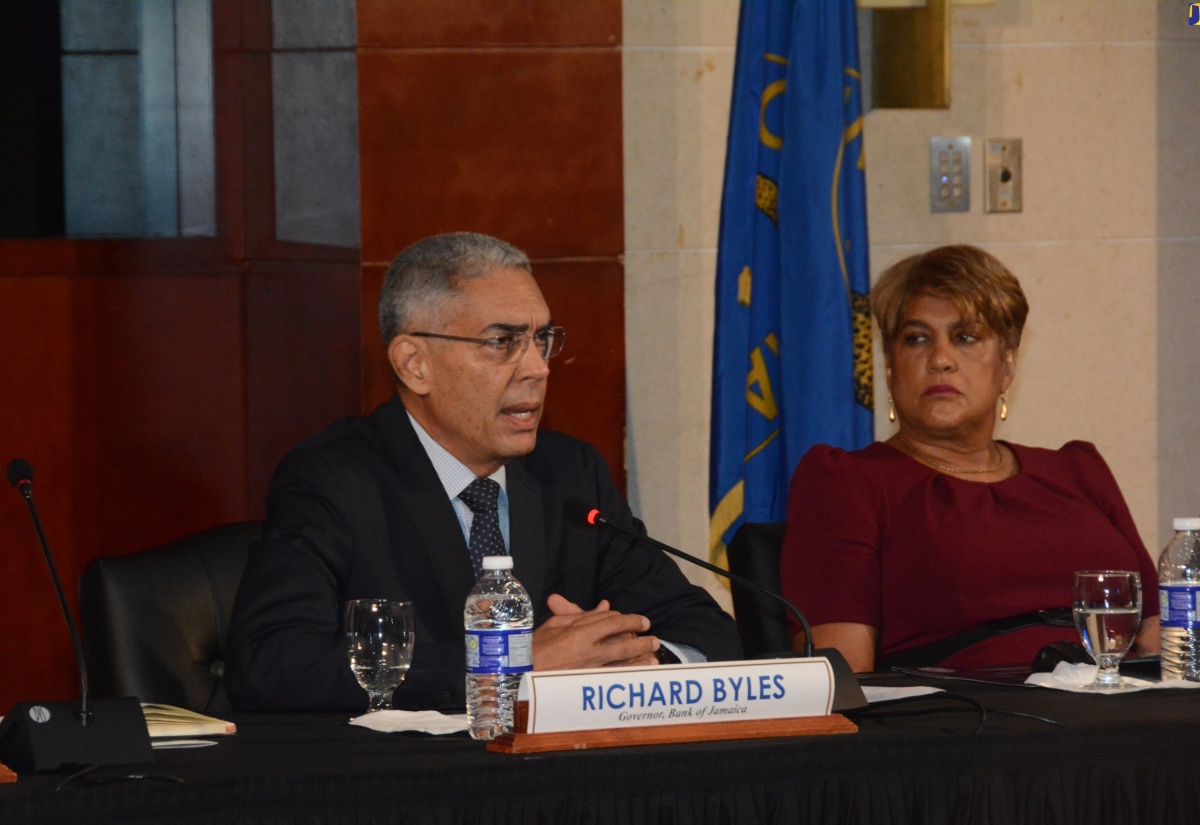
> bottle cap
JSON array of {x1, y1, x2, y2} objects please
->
[
  {"x1": 481, "y1": 555, "x2": 514, "y2": 570},
  {"x1": 1173, "y1": 517, "x2": 1200, "y2": 531}
]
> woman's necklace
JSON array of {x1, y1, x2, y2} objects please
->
[{"x1": 896, "y1": 433, "x2": 1006, "y2": 475}]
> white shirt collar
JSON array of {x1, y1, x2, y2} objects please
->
[{"x1": 407, "y1": 411, "x2": 507, "y2": 497}]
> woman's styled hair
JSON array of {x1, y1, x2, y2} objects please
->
[{"x1": 871, "y1": 244, "x2": 1029, "y2": 358}]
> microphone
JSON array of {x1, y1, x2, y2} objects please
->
[
  {"x1": 6, "y1": 458, "x2": 33, "y2": 497},
  {"x1": 566, "y1": 500, "x2": 815, "y2": 656},
  {"x1": 0, "y1": 459, "x2": 153, "y2": 773},
  {"x1": 6, "y1": 460, "x2": 92, "y2": 723},
  {"x1": 565, "y1": 500, "x2": 866, "y2": 711}
]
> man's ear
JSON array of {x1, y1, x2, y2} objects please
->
[{"x1": 387, "y1": 336, "x2": 431, "y2": 395}]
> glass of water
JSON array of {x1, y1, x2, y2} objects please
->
[
  {"x1": 1072, "y1": 571, "x2": 1142, "y2": 690},
  {"x1": 345, "y1": 599, "x2": 415, "y2": 711}
]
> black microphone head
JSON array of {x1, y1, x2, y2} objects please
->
[
  {"x1": 563, "y1": 498, "x2": 602, "y2": 527},
  {"x1": 6, "y1": 458, "x2": 33, "y2": 490}
]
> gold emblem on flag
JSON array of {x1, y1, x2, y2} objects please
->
[
  {"x1": 755, "y1": 174, "x2": 779, "y2": 224},
  {"x1": 737, "y1": 267, "x2": 752, "y2": 306},
  {"x1": 851, "y1": 291, "x2": 873, "y2": 410}
]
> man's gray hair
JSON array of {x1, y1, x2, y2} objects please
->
[{"x1": 378, "y1": 232, "x2": 531, "y2": 344}]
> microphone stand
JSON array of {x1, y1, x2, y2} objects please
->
[
  {"x1": 573, "y1": 503, "x2": 866, "y2": 712},
  {"x1": 586, "y1": 509, "x2": 815, "y2": 658},
  {"x1": 0, "y1": 459, "x2": 154, "y2": 773},
  {"x1": 12, "y1": 473, "x2": 92, "y2": 725}
]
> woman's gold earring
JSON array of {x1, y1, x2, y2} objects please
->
[
  {"x1": 887, "y1": 397, "x2": 896, "y2": 423},
  {"x1": 999, "y1": 392, "x2": 1009, "y2": 421}
]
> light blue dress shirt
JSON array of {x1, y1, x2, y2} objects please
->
[
  {"x1": 406, "y1": 412, "x2": 703, "y2": 664},
  {"x1": 408, "y1": 412, "x2": 509, "y2": 549}
]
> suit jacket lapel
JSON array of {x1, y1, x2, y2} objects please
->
[
  {"x1": 373, "y1": 398, "x2": 475, "y2": 633},
  {"x1": 506, "y1": 458, "x2": 548, "y2": 609}
]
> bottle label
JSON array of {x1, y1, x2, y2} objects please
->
[
  {"x1": 465, "y1": 628, "x2": 534, "y2": 674},
  {"x1": 1159, "y1": 584, "x2": 1200, "y2": 628}
]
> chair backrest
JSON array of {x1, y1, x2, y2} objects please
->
[
  {"x1": 79, "y1": 521, "x2": 260, "y2": 714},
  {"x1": 725, "y1": 521, "x2": 791, "y2": 658}
]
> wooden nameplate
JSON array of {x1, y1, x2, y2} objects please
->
[
  {"x1": 0, "y1": 760, "x2": 16, "y2": 783},
  {"x1": 486, "y1": 712, "x2": 856, "y2": 754}
]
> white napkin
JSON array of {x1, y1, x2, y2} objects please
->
[
  {"x1": 1025, "y1": 661, "x2": 1200, "y2": 693},
  {"x1": 349, "y1": 710, "x2": 470, "y2": 734},
  {"x1": 863, "y1": 685, "x2": 945, "y2": 704}
]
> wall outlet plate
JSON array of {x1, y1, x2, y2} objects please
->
[
  {"x1": 985, "y1": 138, "x2": 1022, "y2": 213},
  {"x1": 929, "y1": 137, "x2": 970, "y2": 213}
]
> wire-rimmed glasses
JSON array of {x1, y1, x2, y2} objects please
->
[{"x1": 409, "y1": 326, "x2": 565, "y2": 364}]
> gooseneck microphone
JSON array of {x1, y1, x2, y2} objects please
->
[
  {"x1": 564, "y1": 500, "x2": 867, "y2": 712},
  {"x1": 564, "y1": 500, "x2": 815, "y2": 657},
  {"x1": 6, "y1": 459, "x2": 92, "y2": 724},
  {"x1": 6, "y1": 458, "x2": 33, "y2": 496},
  {"x1": 0, "y1": 459, "x2": 153, "y2": 773}
]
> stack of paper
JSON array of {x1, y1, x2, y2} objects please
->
[{"x1": 141, "y1": 703, "x2": 237, "y2": 738}]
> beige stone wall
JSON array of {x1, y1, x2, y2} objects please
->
[{"x1": 623, "y1": 0, "x2": 1200, "y2": 605}]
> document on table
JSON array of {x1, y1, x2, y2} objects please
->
[{"x1": 862, "y1": 685, "x2": 944, "y2": 704}]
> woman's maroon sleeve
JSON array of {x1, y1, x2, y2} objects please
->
[
  {"x1": 1062, "y1": 440, "x2": 1160, "y2": 616},
  {"x1": 779, "y1": 445, "x2": 884, "y2": 634}
]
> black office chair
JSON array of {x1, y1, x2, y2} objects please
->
[
  {"x1": 79, "y1": 521, "x2": 260, "y2": 714},
  {"x1": 725, "y1": 521, "x2": 791, "y2": 658}
]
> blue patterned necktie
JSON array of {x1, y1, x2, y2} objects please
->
[{"x1": 459, "y1": 477, "x2": 505, "y2": 579}]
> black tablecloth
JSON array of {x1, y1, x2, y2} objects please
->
[{"x1": 3, "y1": 675, "x2": 1200, "y2": 824}]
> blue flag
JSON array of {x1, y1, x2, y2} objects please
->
[{"x1": 709, "y1": 0, "x2": 873, "y2": 568}]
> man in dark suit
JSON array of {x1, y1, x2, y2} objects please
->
[{"x1": 227, "y1": 232, "x2": 741, "y2": 711}]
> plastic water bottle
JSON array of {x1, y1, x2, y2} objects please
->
[
  {"x1": 464, "y1": 555, "x2": 533, "y2": 740},
  {"x1": 1158, "y1": 517, "x2": 1200, "y2": 681}
]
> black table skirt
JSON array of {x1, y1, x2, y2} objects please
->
[{"x1": 3, "y1": 675, "x2": 1200, "y2": 824}]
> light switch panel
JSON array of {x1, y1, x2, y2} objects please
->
[
  {"x1": 985, "y1": 138, "x2": 1022, "y2": 213},
  {"x1": 930, "y1": 137, "x2": 970, "y2": 213}
]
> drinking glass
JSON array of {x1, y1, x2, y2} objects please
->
[
  {"x1": 345, "y1": 599, "x2": 415, "y2": 711},
  {"x1": 1072, "y1": 570, "x2": 1142, "y2": 691}
]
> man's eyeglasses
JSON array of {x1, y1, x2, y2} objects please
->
[{"x1": 409, "y1": 326, "x2": 565, "y2": 364}]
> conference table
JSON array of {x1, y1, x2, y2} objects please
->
[{"x1": 2, "y1": 672, "x2": 1199, "y2": 824}]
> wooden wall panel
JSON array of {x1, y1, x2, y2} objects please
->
[
  {"x1": 359, "y1": 263, "x2": 393, "y2": 412},
  {"x1": 0, "y1": 0, "x2": 364, "y2": 710},
  {"x1": 0, "y1": 272, "x2": 250, "y2": 708},
  {"x1": 68, "y1": 274, "x2": 249, "y2": 555},
  {"x1": 356, "y1": 48, "x2": 623, "y2": 263},
  {"x1": 536, "y1": 259, "x2": 626, "y2": 479},
  {"x1": 356, "y1": 0, "x2": 626, "y2": 488},
  {"x1": 244, "y1": 262, "x2": 363, "y2": 514},
  {"x1": 358, "y1": 0, "x2": 619, "y2": 46},
  {"x1": 0, "y1": 0, "x2": 625, "y2": 712},
  {"x1": 0, "y1": 275, "x2": 81, "y2": 701}
]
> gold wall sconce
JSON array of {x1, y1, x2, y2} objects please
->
[{"x1": 858, "y1": 0, "x2": 994, "y2": 109}]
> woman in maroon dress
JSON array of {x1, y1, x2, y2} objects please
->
[{"x1": 780, "y1": 245, "x2": 1160, "y2": 672}]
